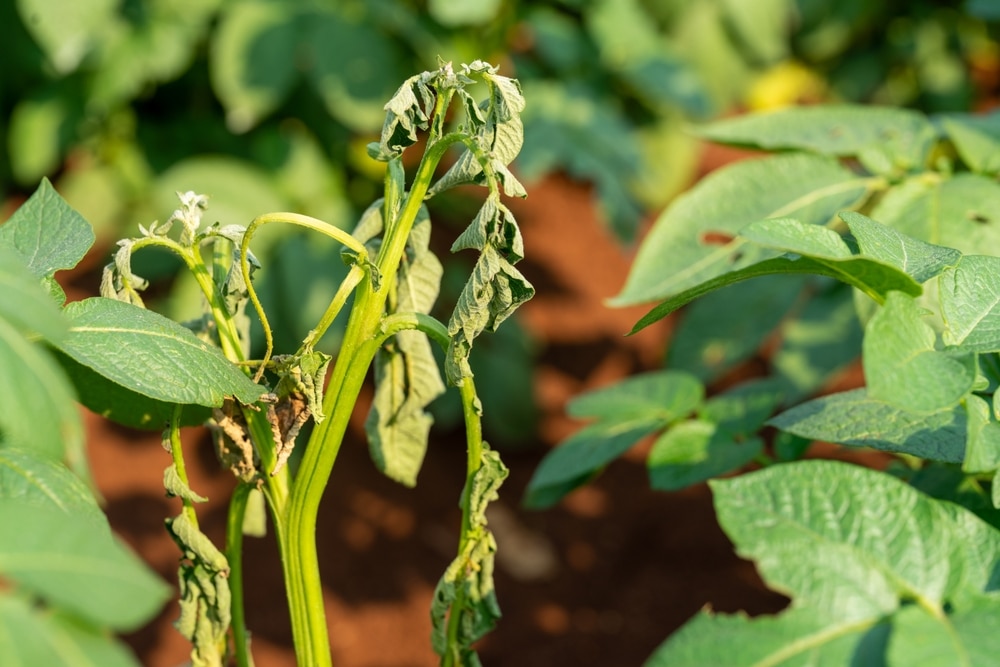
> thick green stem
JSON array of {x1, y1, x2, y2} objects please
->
[{"x1": 281, "y1": 136, "x2": 456, "y2": 667}]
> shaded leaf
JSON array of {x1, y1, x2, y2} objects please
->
[
  {"x1": 569, "y1": 370, "x2": 704, "y2": 423},
  {"x1": 647, "y1": 420, "x2": 762, "y2": 492},
  {"x1": 937, "y1": 110, "x2": 1000, "y2": 174},
  {"x1": 0, "y1": 448, "x2": 104, "y2": 527},
  {"x1": 0, "y1": 502, "x2": 170, "y2": 631},
  {"x1": 769, "y1": 388, "x2": 966, "y2": 463},
  {"x1": 0, "y1": 247, "x2": 68, "y2": 341}
]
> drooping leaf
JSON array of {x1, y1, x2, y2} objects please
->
[
  {"x1": 840, "y1": 210, "x2": 962, "y2": 283},
  {"x1": 870, "y1": 172, "x2": 1000, "y2": 255},
  {"x1": 696, "y1": 105, "x2": 938, "y2": 172},
  {"x1": 446, "y1": 244, "x2": 534, "y2": 384},
  {"x1": 863, "y1": 291, "x2": 976, "y2": 413},
  {"x1": 0, "y1": 502, "x2": 170, "y2": 631},
  {"x1": 613, "y1": 153, "x2": 872, "y2": 307},
  {"x1": 940, "y1": 255, "x2": 1000, "y2": 352},
  {"x1": 366, "y1": 212, "x2": 445, "y2": 486},
  {"x1": 0, "y1": 596, "x2": 143, "y2": 667},
  {"x1": 56, "y1": 297, "x2": 265, "y2": 408},
  {"x1": 164, "y1": 464, "x2": 209, "y2": 504},
  {"x1": 769, "y1": 388, "x2": 966, "y2": 463},
  {"x1": 0, "y1": 448, "x2": 104, "y2": 527},
  {"x1": 648, "y1": 460, "x2": 1000, "y2": 665},
  {"x1": 431, "y1": 447, "x2": 507, "y2": 666},
  {"x1": 0, "y1": 177, "x2": 95, "y2": 286}
]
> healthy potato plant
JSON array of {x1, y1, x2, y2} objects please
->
[
  {"x1": 529, "y1": 106, "x2": 1000, "y2": 663},
  {"x1": 0, "y1": 61, "x2": 529, "y2": 667}
]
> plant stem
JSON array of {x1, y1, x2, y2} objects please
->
[
  {"x1": 226, "y1": 483, "x2": 255, "y2": 667},
  {"x1": 168, "y1": 406, "x2": 199, "y2": 526}
]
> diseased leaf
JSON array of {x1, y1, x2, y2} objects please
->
[
  {"x1": 769, "y1": 388, "x2": 966, "y2": 463},
  {"x1": 697, "y1": 105, "x2": 938, "y2": 171},
  {"x1": 864, "y1": 292, "x2": 976, "y2": 413},
  {"x1": 431, "y1": 448, "x2": 507, "y2": 666},
  {"x1": 940, "y1": 255, "x2": 1000, "y2": 352},
  {"x1": 0, "y1": 502, "x2": 170, "y2": 631},
  {"x1": 56, "y1": 297, "x2": 265, "y2": 408},
  {"x1": 840, "y1": 210, "x2": 962, "y2": 283},
  {"x1": 447, "y1": 244, "x2": 534, "y2": 384},
  {"x1": 614, "y1": 154, "x2": 872, "y2": 307},
  {"x1": 164, "y1": 464, "x2": 209, "y2": 504}
]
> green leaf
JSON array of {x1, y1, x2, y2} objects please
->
[
  {"x1": 431, "y1": 448, "x2": 507, "y2": 665},
  {"x1": 840, "y1": 210, "x2": 962, "y2": 283},
  {"x1": 0, "y1": 247, "x2": 67, "y2": 342},
  {"x1": 0, "y1": 502, "x2": 170, "y2": 631},
  {"x1": 0, "y1": 178, "x2": 95, "y2": 283},
  {"x1": 524, "y1": 419, "x2": 662, "y2": 509},
  {"x1": 0, "y1": 596, "x2": 143, "y2": 667},
  {"x1": 887, "y1": 598, "x2": 1000, "y2": 667},
  {"x1": 870, "y1": 173, "x2": 1000, "y2": 255},
  {"x1": 613, "y1": 153, "x2": 871, "y2": 307},
  {"x1": 697, "y1": 105, "x2": 938, "y2": 171},
  {"x1": 210, "y1": 1, "x2": 299, "y2": 133},
  {"x1": 0, "y1": 318, "x2": 84, "y2": 466},
  {"x1": 769, "y1": 388, "x2": 966, "y2": 463},
  {"x1": 648, "y1": 420, "x2": 762, "y2": 492},
  {"x1": 628, "y1": 217, "x2": 922, "y2": 334},
  {"x1": 940, "y1": 255, "x2": 1000, "y2": 352},
  {"x1": 667, "y1": 275, "x2": 805, "y2": 382},
  {"x1": 648, "y1": 460, "x2": 1000, "y2": 666},
  {"x1": 864, "y1": 292, "x2": 976, "y2": 413},
  {"x1": 0, "y1": 448, "x2": 104, "y2": 527},
  {"x1": 568, "y1": 370, "x2": 704, "y2": 423},
  {"x1": 718, "y1": 0, "x2": 790, "y2": 64},
  {"x1": 937, "y1": 110, "x2": 1000, "y2": 174},
  {"x1": 771, "y1": 282, "x2": 863, "y2": 400},
  {"x1": 963, "y1": 395, "x2": 1000, "y2": 475},
  {"x1": 56, "y1": 297, "x2": 264, "y2": 408},
  {"x1": 428, "y1": 0, "x2": 502, "y2": 26},
  {"x1": 306, "y1": 7, "x2": 407, "y2": 133},
  {"x1": 7, "y1": 89, "x2": 73, "y2": 185},
  {"x1": 15, "y1": 0, "x2": 117, "y2": 73}
]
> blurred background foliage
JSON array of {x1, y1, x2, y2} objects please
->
[{"x1": 2, "y1": 0, "x2": 999, "y2": 445}]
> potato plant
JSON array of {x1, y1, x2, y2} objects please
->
[
  {"x1": 528, "y1": 105, "x2": 1000, "y2": 663},
  {"x1": 0, "y1": 61, "x2": 529, "y2": 667}
]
